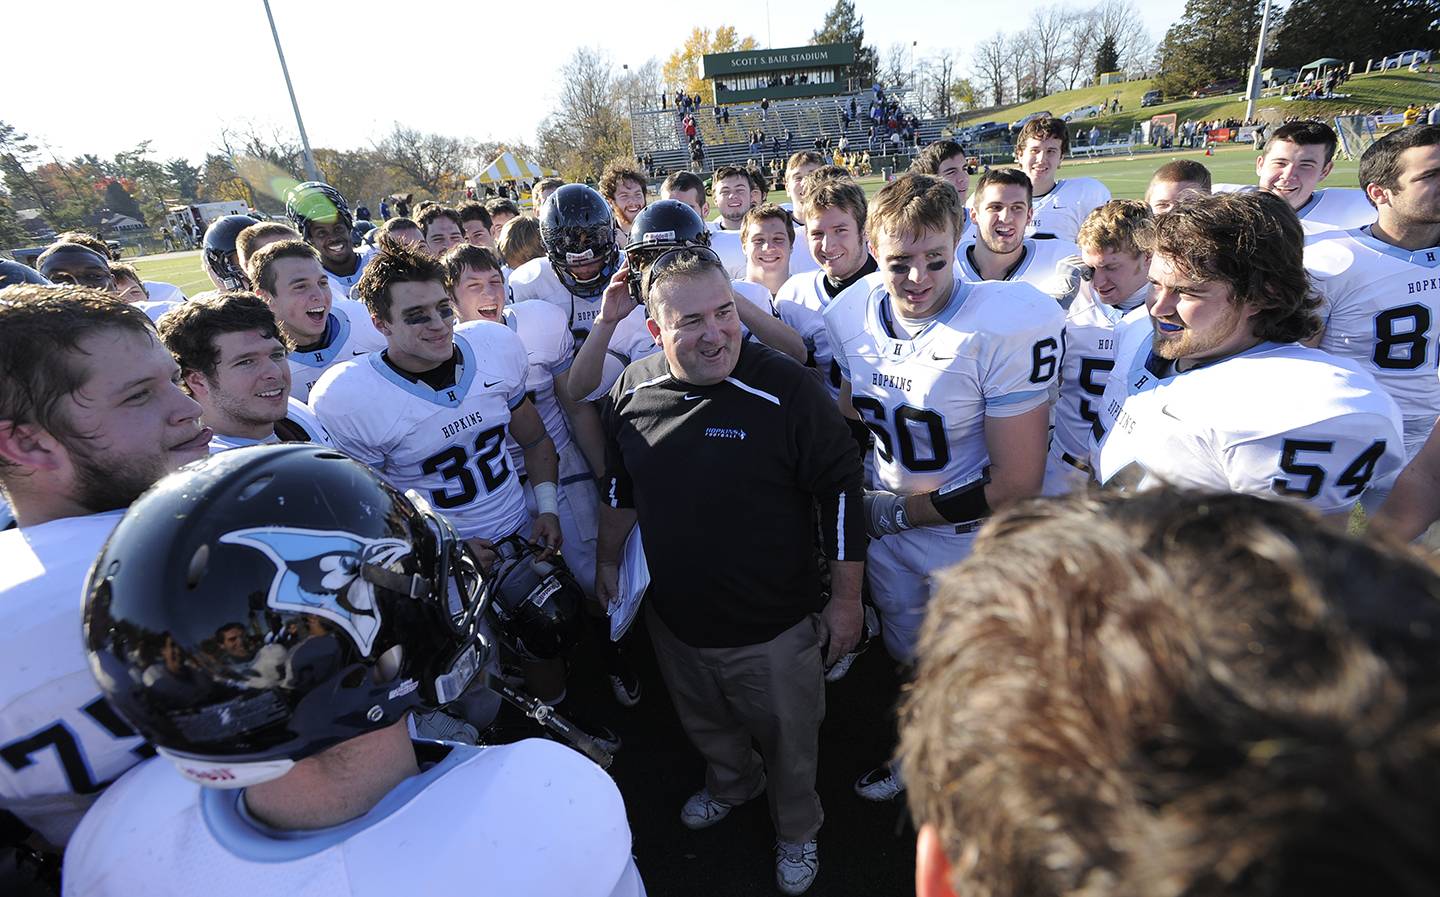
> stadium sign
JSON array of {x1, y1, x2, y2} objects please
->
[{"x1": 702, "y1": 43, "x2": 855, "y2": 78}]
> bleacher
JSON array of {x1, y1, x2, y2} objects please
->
[{"x1": 631, "y1": 88, "x2": 951, "y2": 180}]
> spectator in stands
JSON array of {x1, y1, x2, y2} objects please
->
[
  {"x1": 457, "y1": 201, "x2": 496, "y2": 249},
  {"x1": 496, "y1": 215, "x2": 547, "y2": 271},
  {"x1": 484, "y1": 198, "x2": 521, "y2": 243},
  {"x1": 901, "y1": 488, "x2": 1440, "y2": 897},
  {"x1": 1145, "y1": 159, "x2": 1213, "y2": 215},
  {"x1": 600, "y1": 159, "x2": 650, "y2": 245}
]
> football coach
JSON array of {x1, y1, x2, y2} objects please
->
[{"x1": 595, "y1": 246, "x2": 865, "y2": 895}]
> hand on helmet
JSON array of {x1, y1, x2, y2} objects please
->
[
  {"x1": 532, "y1": 513, "x2": 563, "y2": 558},
  {"x1": 598, "y1": 262, "x2": 638, "y2": 326}
]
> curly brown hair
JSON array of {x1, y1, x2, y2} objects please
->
[{"x1": 1142, "y1": 190, "x2": 1320, "y2": 343}]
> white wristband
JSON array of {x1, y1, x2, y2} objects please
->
[{"x1": 533, "y1": 481, "x2": 559, "y2": 517}]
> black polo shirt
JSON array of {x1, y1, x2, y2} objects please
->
[{"x1": 601, "y1": 341, "x2": 866, "y2": 648}]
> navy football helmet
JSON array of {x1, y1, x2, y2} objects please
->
[
  {"x1": 202, "y1": 214, "x2": 258, "y2": 291},
  {"x1": 481, "y1": 536, "x2": 584, "y2": 662},
  {"x1": 538, "y1": 184, "x2": 618, "y2": 298},
  {"x1": 84, "y1": 444, "x2": 489, "y2": 787},
  {"x1": 284, "y1": 181, "x2": 353, "y2": 239},
  {"x1": 625, "y1": 199, "x2": 713, "y2": 303}
]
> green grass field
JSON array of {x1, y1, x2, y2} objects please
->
[{"x1": 129, "y1": 146, "x2": 1359, "y2": 289}]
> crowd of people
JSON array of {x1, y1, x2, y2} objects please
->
[{"x1": 2, "y1": 112, "x2": 1440, "y2": 897}]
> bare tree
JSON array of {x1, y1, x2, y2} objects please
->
[
  {"x1": 1093, "y1": 0, "x2": 1152, "y2": 75},
  {"x1": 535, "y1": 46, "x2": 631, "y2": 182},
  {"x1": 1026, "y1": 4, "x2": 1071, "y2": 97},
  {"x1": 972, "y1": 32, "x2": 1009, "y2": 107},
  {"x1": 615, "y1": 58, "x2": 663, "y2": 112},
  {"x1": 1006, "y1": 30, "x2": 1036, "y2": 102},
  {"x1": 1061, "y1": 8, "x2": 1101, "y2": 89},
  {"x1": 373, "y1": 124, "x2": 474, "y2": 199},
  {"x1": 880, "y1": 42, "x2": 909, "y2": 90},
  {"x1": 918, "y1": 50, "x2": 960, "y2": 120}
]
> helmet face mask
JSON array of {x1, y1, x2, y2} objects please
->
[
  {"x1": 481, "y1": 536, "x2": 584, "y2": 662},
  {"x1": 83, "y1": 445, "x2": 491, "y2": 787},
  {"x1": 202, "y1": 214, "x2": 259, "y2": 291},
  {"x1": 625, "y1": 199, "x2": 714, "y2": 304},
  {"x1": 284, "y1": 181, "x2": 353, "y2": 241},
  {"x1": 539, "y1": 184, "x2": 619, "y2": 298}
]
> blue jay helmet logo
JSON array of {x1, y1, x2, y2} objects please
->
[{"x1": 218, "y1": 527, "x2": 412, "y2": 656}]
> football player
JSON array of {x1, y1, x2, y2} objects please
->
[
  {"x1": 196, "y1": 214, "x2": 259, "y2": 299},
  {"x1": 457, "y1": 200, "x2": 496, "y2": 249},
  {"x1": 663, "y1": 171, "x2": 745, "y2": 280},
  {"x1": 775, "y1": 175, "x2": 879, "y2": 400},
  {"x1": 62, "y1": 445, "x2": 644, "y2": 897},
  {"x1": 1145, "y1": 159, "x2": 1213, "y2": 214},
  {"x1": 485, "y1": 198, "x2": 521, "y2": 242},
  {"x1": 37, "y1": 241, "x2": 180, "y2": 321},
  {"x1": 711, "y1": 164, "x2": 755, "y2": 232},
  {"x1": 442, "y1": 244, "x2": 604, "y2": 595},
  {"x1": 418, "y1": 205, "x2": 467, "y2": 259},
  {"x1": 1213, "y1": 120, "x2": 1377, "y2": 234},
  {"x1": 1305, "y1": 125, "x2": 1440, "y2": 502},
  {"x1": 1093, "y1": 191, "x2": 1403, "y2": 515},
  {"x1": 375, "y1": 217, "x2": 425, "y2": 249},
  {"x1": 285, "y1": 181, "x2": 373, "y2": 303},
  {"x1": 156, "y1": 292, "x2": 329, "y2": 450},
  {"x1": 567, "y1": 201, "x2": 806, "y2": 401},
  {"x1": 783, "y1": 151, "x2": 825, "y2": 275},
  {"x1": 235, "y1": 221, "x2": 299, "y2": 272},
  {"x1": 0, "y1": 285, "x2": 210, "y2": 851},
  {"x1": 957, "y1": 169, "x2": 1084, "y2": 300},
  {"x1": 742, "y1": 203, "x2": 797, "y2": 297},
  {"x1": 510, "y1": 184, "x2": 621, "y2": 345},
  {"x1": 909, "y1": 140, "x2": 974, "y2": 239},
  {"x1": 54, "y1": 231, "x2": 187, "y2": 304},
  {"x1": 532, "y1": 177, "x2": 565, "y2": 210},
  {"x1": 598, "y1": 160, "x2": 649, "y2": 247},
  {"x1": 245, "y1": 239, "x2": 387, "y2": 402},
  {"x1": 826, "y1": 173, "x2": 1064, "y2": 800},
  {"x1": 1014, "y1": 116, "x2": 1111, "y2": 241},
  {"x1": 1045, "y1": 201, "x2": 1155, "y2": 495}
]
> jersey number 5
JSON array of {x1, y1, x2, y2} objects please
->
[
  {"x1": 421, "y1": 425, "x2": 511, "y2": 509},
  {"x1": 1271, "y1": 438, "x2": 1387, "y2": 500}
]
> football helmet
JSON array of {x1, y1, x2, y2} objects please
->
[
  {"x1": 83, "y1": 444, "x2": 489, "y2": 788},
  {"x1": 284, "y1": 181, "x2": 353, "y2": 239},
  {"x1": 202, "y1": 214, "x2": 258, "y2": 291},
  {"x1": 481, "y1": 535, "x2": 584, "y2": 662},
  {"x1": 0, "y1": 259, "x2": 50, "y2": 289},
  {"x1": 625, "y1": 199, "x2": 713, "y2": 303},
  {"x1": 538, "y1": 184, "x2": 618, "y2": 298}
]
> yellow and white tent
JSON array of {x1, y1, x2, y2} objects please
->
[{"x1": 471, "y1": 152, "x2": 559, "y2": 185}]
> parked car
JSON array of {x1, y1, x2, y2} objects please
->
[
  {"x1": 1141, "y1": 89, "x2": 1163, "y2": 107},
  {"x1": 1010, "y1": 111, "x2": 1054, "y2": 133},
  {"x1": 1191, "y1": 78, "x2": 1243, "y2": 98},
  {"x1": 970, "y1": 123, "x2": 1012, "y2": 144},
  {"x1": 1381, "y1": 49, "x2": 1431, "y2": 70},
  {"x1": 1063, "y1": 105, "x2": 1102, "y2": 121}
]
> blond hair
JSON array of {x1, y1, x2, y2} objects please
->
[{"x1": 1075, "y1": 199, "x2": 1155, "y2": 256}]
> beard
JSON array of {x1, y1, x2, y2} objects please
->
[
  {"x1": 68, "y1": 443, "x2": 170, "y2": 514},
  {"x1": 1150, "y1": 301, "x2": 1247, "y2": 362}
]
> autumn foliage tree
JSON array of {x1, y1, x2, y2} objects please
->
[{"x1": 663, "y1": 26, "x2": 760, "y2": 101}]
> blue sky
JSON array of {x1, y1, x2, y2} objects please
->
[{"x1": 6, "y1": 0, "x2": 1186, "y2": 163}]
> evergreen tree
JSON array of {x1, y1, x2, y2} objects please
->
[
  {"x1": 812, "y1": 0, "x2": 879, "y2": 87},
  {"x1": 1153, "y1": 0, "x2": 1264, "y2": 97},
  {"x1": 1094, "y1": 35, "x2": 1121, "y2": 78},
  {"x1": 102, "y1": 180, "x2": 143, "y2": 221},
  {"x1": 1270, "y1": 0, "x2": 1440, "y2": 69}
]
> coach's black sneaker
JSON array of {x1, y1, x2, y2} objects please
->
[{"x1": 854, "y1": 761, "x2": 905, "y2": 801}]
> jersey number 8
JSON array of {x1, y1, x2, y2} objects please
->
[{"x1": 1373, "y1": 304, "x2": 1433, "y2": 370}]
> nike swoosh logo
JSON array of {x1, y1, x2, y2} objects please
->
[
  {"x1": 351, "y1": 350, "x2": 367, "y2": 356},
  {"x1": 1160, "y1": 404, "x2": 1182, "y2": 420},
  {"x1": 930, "y1": 351, "x2": 955, "y2": 361},
  {"x1": 483, "y1": 379, "x2": 502, "y2": 388},
  {"x1": 683, "y1": 393, "x2": 704, "y2": 401}
]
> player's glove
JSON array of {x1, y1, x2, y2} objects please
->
[{"x1": 864, "y1": 489, "x2": 913, "y2": 539}]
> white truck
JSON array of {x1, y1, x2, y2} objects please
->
[{"x1": 165, "y1": 201, "x2": 251, "y2": 248}]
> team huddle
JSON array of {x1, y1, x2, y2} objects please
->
[{"x1": 1, "y1": 113, "x2": 1438, "y2": 896}]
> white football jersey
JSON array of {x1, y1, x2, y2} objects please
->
[
  {"x1": 143, "y1": 280, "x2": 187, "y2": 303},
  {"x1": 775, "y1": 269, "x2": 881, "y2": 399},
  {"x1": 956, "y1": 237, "x2": 1083, "y2": 300},
  {"x1": 495, "y1": 304, "x2": 575, "y2": 473},
  {"x1": 1306, "y1": 227, "x2": 1440, "y2": 446},
  {"x1": 323, "y1": 246, "x2": 374, "y2": 303},
  {"x1": 705, "y1": 225, "x2": 747, "y2": 280},
  {"x1": 1094, "y1": 321, "x2": 1405, "y2": 515},
  {"x1": 288, "y1": 299, "x2": 388, "y2": 402},
  {"x1": 1028, "y1": 177, "x2": 1111, "y2": 242},
  {"x1": 133, "y1": 299, "x2": 184, "y2": 322},
  {"x1": 509, "y1": 257, "x2": 607, "y2": 343},
  {"x1": 1212, "y1": 184, "x2": 1377, "y2": 235},
  {"x1": 310, "y1": 324, "x2": 531, "y2": 541},
  {"x1": 789, "y1": 221, "x2": 822, "y2": 275},
  {"x1": 0, "y1": 512, "x2": 150, "y2": 847},
  {"x1": 62, "y1": 739, "x2": 645, "y2": 897},
  {"x1": 825, "y1": 278, "x2": 1065, "y2": 495},
  {"x1": 208, "y1": 398, "x2": 332, "y2": 452},
  {"x1": 1052, "y1": 283, "x2": 1148, "y2": 465}
]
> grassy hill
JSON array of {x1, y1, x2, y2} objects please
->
[{"x1": 959, "y1": 70, "x2": 1439, "y2": 135}]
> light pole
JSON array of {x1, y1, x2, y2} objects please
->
[
  {"x1": 263, "y1": 0, "x2": 321, "y2": 181},
  {"x1": 1245, "y1": 0, "x2": 1274, "y2": 121}
]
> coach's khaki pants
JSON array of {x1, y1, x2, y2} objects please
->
[{"x1": 647, "y1": 605, "x2": 825, "y2": 843}]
